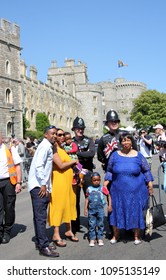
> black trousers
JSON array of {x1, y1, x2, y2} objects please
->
[
  {"x1": 30, "y1": 187, "x2": 50, "y2": 250},
  {"x1": 72, "y1": 171, "x2": 92, "y2": 233},
  {"x1": 0, "y1": 178, "x2": 16, "y2": 237}
]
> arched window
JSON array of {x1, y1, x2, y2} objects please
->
[
  {"x1": 60, "y1": 115, "x2": 63, "y2": 125},
  {"x1": 47, "y1": 112, "x2": 51, "y2": 121},
  {"x1": 5, "y1": 60, "x2": 11, "y2": 75},
  {"x1": 94, "y1": 108, "x2": 97, "y2": 116},
  {"x1": 67, "y1": 117, "x2": 69, "y2": 128},
  {"x1": 6, "y1": 88, "x2": 12, "y2": 103},
  {"x1": 31, "y1": 110, "x2": 35, "y2": 121},
  {"x1": 94, "y1": 121, "x2": 98, "y2": 129}
]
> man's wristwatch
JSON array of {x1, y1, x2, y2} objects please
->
[{"x1": 16, "y1": 182, "x2": 22, "y2": 185}]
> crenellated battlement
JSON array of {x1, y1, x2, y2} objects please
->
[{"x1": 0, "y1": 18, "x2": 20, "y2": 47}]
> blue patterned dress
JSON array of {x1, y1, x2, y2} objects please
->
[{"x1": 106, "y1": 151, "x2": 153, "y2": 230}]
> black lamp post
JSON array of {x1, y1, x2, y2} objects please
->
[{"x1": 10, "y1": 106, "x2": 16, "y2": 138}]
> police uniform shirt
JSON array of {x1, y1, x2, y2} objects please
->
[
  {"x1": 97, "y1": 131, "x2": 121, "y2": 170},
  {"x1": 72, "y1": 136, "x2": 95, "y2": 171}
]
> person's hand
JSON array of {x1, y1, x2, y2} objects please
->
[
  {"x1": 108, "y1": 204, "x2": 112, "y2": 213},
  {"x1": 84, "y1": 209, "x2": 88, "y2": 216},
  {"x1": 148, "y1": 182, "x2": 153, "y2": 196},
  {"x1": 103, "y1": 180, "x2": 109, "y2": 188},
  {"x1": 15, "y1": 183, "x2": 21, "y2": 194},
  {"x1": 38, "y1": 186, "x2": 47, "y2": 198}
]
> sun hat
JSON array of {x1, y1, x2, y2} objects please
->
[{"x1": 153, "y1": 124, "x2": 163, "y2": 129}]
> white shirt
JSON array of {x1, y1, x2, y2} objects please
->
[
  {"x1": 28, "y1": 138, "x2": 53, "y2": 192},
  {"x1": 0, "y1": 144, "x2": 22, "y2": 179},
  {"x1": 139, "y1": 139, "x2": 152, "y2": 158},
  {"x1": 157, "y1": 132, "x2": 166, "y2": 141}
]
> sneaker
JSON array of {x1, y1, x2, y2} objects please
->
[
  {"x1": 89, "y1": 240, "x2": 95, "y2": 247},
  {"x1": 98, "y1": 239, "x2": 104, "y2": 246},
  {"x1": 110, "y1": 237, "x2": 119, "y2": 244},
  {"x1": 134, "y1": 239, "x2": 142, "y2": 245}
]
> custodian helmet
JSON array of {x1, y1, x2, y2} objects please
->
[
  {"x1": 105, "y1": 110, "x2": 120, "y2": 124},
  {"x1": 72, "y1": 117, "x2": 86, "y2": 131}
]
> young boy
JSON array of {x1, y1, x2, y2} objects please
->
[{"x1": 84, "y1": 172, "x2": 112, "y2": 247}]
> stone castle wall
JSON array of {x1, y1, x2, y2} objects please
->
[
  {"x1": 0, "y1": 18, "x2": 22, "y2": 138},
  {"x1": 0, "y1": 19, "x2": 147, "y2": 139}
]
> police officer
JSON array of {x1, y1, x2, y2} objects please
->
[
  {"x1": 71, "y1": 117, "x2": 95, "y2": 233},
  {"x1": 97, "y1": 110, "x2": 121, "y2": 172}
]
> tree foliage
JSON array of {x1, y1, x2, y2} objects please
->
[
  {"x1": 23, "y1": 115, "x2": 30, "y2": 138},
  {"x1": 36, "y1": 112, "x2": 50, "y2": 132},
  {"x1": 131, "y1": 90, "x2": 166, "y2": 129}
]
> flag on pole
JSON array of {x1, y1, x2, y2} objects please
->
[{"x1": 118, "y1": 60, "x2": 128, "y2": 67}]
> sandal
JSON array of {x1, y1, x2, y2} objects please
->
[
  {"x1": 65, "y1": 234, "x2": 79, "y2": 242},
  {"x1": 52, "y1": 239, "x2": 67, "y2": 247}
]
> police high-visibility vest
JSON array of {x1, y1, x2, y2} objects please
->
[{"x1": 5, "y1": 145, "x2": 17, "y2": 185}]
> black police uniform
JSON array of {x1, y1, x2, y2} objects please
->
[
  {"x1": 97, "y1": 110, "x2": 122, "y2": 171},
  {"x1": 72, "y1": 135, "x2": 95, "y2": 233},
  {"x1": 97, "y1": 130, "x2": 121, "y2": 171}
]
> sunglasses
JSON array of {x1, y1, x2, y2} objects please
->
[{"x1": 57, "y1": 133, "x2": 65, "y2": 137}]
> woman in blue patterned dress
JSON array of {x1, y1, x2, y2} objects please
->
[{"x1": 105, "y1": 133, "x2": 154, "y2": 245}]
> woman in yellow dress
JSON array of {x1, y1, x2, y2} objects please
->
[{"x1": 48, "y1": 129, "x2": 79, "y2": 247}]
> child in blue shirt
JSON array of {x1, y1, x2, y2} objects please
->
[{"x1": 84, "y1": 172, "x2": 112, "y2": 247}]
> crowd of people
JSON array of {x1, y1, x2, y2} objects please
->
[{"x1": 0, "y1": 111, "x2": 166, "y2": 258}]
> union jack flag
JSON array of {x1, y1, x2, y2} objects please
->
[{"x1": 104, "y1": 138, "x2": 118, "y2": 158}]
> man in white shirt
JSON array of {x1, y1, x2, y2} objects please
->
[
  {"x1": 153, "y1": 124, "x2": 166, "y2": 141},
  {"x1": 0, "y1": 134, "x2": 22, "y2": 244},
  {"x1": 28, "y1": 125, "x2": 59, "y2": 258},
  {"x1": 139, "y1": 129, "x2": 153, "y2": 169}
]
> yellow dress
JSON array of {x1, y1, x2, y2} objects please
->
[{"x1": 48, "y1": 146, "x2": 77, "y2": 226}]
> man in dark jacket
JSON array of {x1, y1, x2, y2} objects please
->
[
  {"x1": 97, "y1": 110, "x2": 121, "y2": 172},
  {"x1": 72, "y1": 117, "x2": 95, "y2": 233}
]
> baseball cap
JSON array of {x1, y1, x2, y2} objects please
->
[{"x1": 153, "y1": 124, "x2": 163, "y2": 129}]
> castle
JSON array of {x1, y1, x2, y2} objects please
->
[{"x1": 0, "y1": 19, "x2": 147, "y2": 138}]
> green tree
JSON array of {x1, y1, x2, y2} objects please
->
[
  {"x1": 131, "y1": 90, "x2": 166, "y2": 129},
  {"x1": 36, "y1": 112, "x2": 50, "y2": 132},
  {"x1": 23, "y1": 115, "x2": 30, "y2": 138}
]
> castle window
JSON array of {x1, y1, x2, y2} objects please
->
[
  {"x1": 67, "y1": 117, "x2": 69, "y2": 128},
  {"x1": 61, "y1": 79, "x2": 65, "y2": 86},
  {"x1": 6, "y1": 88, "x2": 12, "y2": 103},
  {"x1": 5, "y1": 60, "x2": 11, "y2": 75},
  {"x1": 31, "y1": 110, "x2": 35, "y2": 121},
  {"x1": 93, "y1": 96, "x2": 97, "y2": 102},
  {"x1": 94, "y1": 108, "x2": 98, "y2": 116},
  {"x1": 94, "y1": 121, "x2": 98, "y2": 129},
  {"x1": 47, "y1": 112, "x2": 51, "y2": 120}
]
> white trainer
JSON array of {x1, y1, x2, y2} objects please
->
[
  {"x1": 110, "y1": 239, "x2": 118, "y2": 244},
  {"x1": 89, "y1": 240, "x2": 95, "y2": 247},
  {"x1": 98, "y1": 239, "x2": 104, "y2": 246},
  {"x1": 134, "y1": 239, "x2": 142, "y2": 245}
]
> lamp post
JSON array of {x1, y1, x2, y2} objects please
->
[{"x1": 10, "y1": 106, "x2": 16, "y2": 138}]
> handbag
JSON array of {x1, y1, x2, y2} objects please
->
[{"x1": 150, "y1": 195, "x2": 166, "y2": 229}]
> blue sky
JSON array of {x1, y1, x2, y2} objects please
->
[{"x1": 1, "y1": 0, "x2": 166, "y2": 93}]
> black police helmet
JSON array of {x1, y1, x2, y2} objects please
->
[
  {"x1": 72, "y1": 117, "x2": 86, "y2": 131},
  {"x1": 105, "y1": 110, "x2": 120, "y2": 123}
]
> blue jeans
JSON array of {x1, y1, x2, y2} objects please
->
[
  {"x1": 88, "y1": 207, "x2": 104, "y2": 240},
  {"x1": 30, "y1": 187, "x2": 50, "y2": 249}
]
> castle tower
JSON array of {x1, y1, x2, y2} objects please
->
[{"x1": 0, "y1": 19, "x2": 23, "y2": 137}]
